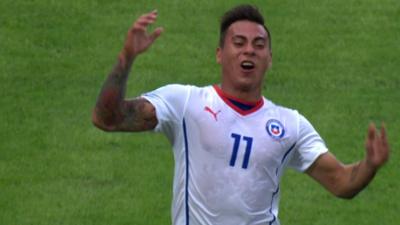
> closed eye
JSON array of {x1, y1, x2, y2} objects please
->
[
  {"x1": 234, "y1": 41, "x2": 244, "y2": 47},
  {"x1": 253, "y1": 38, "x2": 266, "y2": 49},
  {"x1": 232, "y1": 36, "x2": 246, "y2": 47}
]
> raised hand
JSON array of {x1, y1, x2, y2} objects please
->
[
  {"x1": 122, "y1": 10, "x2": 164, "y2": 59},
  {"x1": 365, "y1": 123, "x2": 390, "y2": 170}
]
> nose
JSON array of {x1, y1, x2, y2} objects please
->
[{"x1": 243, "y1": 43, "x2": 255, "y2": 56}]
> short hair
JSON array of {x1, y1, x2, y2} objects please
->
[{"x1": 219, "y1": 4, "x2": 271, "y2": 50}]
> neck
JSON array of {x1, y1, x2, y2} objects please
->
[{"x1": 219, "y1": 83, "x2": 262, "y2": 102}]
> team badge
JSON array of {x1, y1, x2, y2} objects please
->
[{"x1": 266, "y1": 119, "x2": 285, "y2": 140}]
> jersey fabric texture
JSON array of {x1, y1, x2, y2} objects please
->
[{"x1": 142, "y1": 84, "x2": 328, "y2": 225}]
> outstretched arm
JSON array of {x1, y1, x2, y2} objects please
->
[
  {"x1": 306, "y1": 123, "x2": 390, "y2": 199},
  {"x1": 92, "y1": 10, "x2": 164, "y2": 132}
]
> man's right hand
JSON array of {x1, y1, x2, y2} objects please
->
[{"x1": 122, "y1": 10, "x2": 164, "y2": 59}]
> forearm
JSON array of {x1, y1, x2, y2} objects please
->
[
  {"x1": 309, "y1": 125, "x2": 389, "y2": 199},
  {"x1": 93, "y1": 52, "x2": 135, "y2": 130},
  {"x1": 307, "y1": 152, "x2": 382, "y2": 199},
  {"x1": 336, "y1": 159, "x2": 378, "y2": 199}
]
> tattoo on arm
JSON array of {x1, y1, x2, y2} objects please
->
[
  {"x1": 93, "y1": 54, "x2": 157, "y2": 131},
  {"x1": 118, "y1": 98, "x2": 158, "y2": 131}
]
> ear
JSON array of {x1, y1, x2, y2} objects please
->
[
  {"x1": 216, "y1": 47, "x2": 222, "y2": 64},
  {"x1": 267, "y1": 51, "x2": 272, "y2": 69}
]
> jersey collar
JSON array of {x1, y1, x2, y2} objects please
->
[{"x1": 213, "y1": 84, "x2": 264, "y2": 116}]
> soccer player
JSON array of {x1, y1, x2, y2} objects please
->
[{"x1": 92, "y1": 5, "x2": 390, "y2": 225}]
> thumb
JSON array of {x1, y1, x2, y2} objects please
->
[{"x1": 149, "y1": 27, "x2": 164, "y2": 42}]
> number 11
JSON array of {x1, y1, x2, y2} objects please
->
[{"x1": 230, "y1": 133, "x2": 253, "y2": 169}]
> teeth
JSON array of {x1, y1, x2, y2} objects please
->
[
  {"x1": 241, "y1": 61, "x2": 255, "y2": 70},
  {"x1": 242, "y1": 62, "x2": 254, "y2": 66}
]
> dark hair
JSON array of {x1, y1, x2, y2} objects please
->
[{"x1": 219, "y1": 4, "x2": 271, "y2": 50}]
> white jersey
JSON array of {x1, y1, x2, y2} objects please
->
[{"x1": 143, "y1": 84, "x2": 328, "y2": 225}]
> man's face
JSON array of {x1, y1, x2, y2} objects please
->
[{"x1": 217, "y1": 20, "x2": 272, "y2": 92}]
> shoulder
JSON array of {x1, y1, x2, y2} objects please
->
[
  {"x1": 264, "y1": 99, "x2": 301, "y2": 119},
  {"x1": 149, "y1": 83, "x2": 193, "y2": 93},
  {"x1": 263, "y1": 99, "x2": 312, "y2": 137},
  {"x1": 142, "y1": 84, "x2": 198, "y2": 100},
  {"x1": 141, "y1": 83, "x2": 209, "y2": 113},
  {"x1": 267, "y1": 101, "x2": 323, "y2": 144},
  {"x1": 152, "y1": 84, "x2": 214, "y2": 98}
]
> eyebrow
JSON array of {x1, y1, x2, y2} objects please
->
[
  {"x1": 232, "y1": 35, "x2": 267, "y2": 41},
  {"x1": 254, "y1": 37, "x2": 267, "y2": 43},
  {"x1": 232, "y1": 35, "x2": 246, "y2": 41}
]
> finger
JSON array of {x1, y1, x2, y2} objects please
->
[
  {"x1": 365, "y1": 123, "x2": 375, "y2": 152},
  {"x1": 137, "y1": 17, "x2": 157, "y2": 26},
  {"x1": 380, "y1": 122, "x2": 386, "y2": 141},
  {"x1": 378, "y1": 123, "x2": 390, "y2": 164},
  {"x1": 144, "y1": 9, "x2": 158, "y2": 16},
  {"x1": 146, "y1": 10, "x2": 158, "y2": 19},
  {"x1": 141, "y1": 9, "x2": 158, "y2": 18},
  {"x1": 132, "y1": 19, "x2": 157, "y2": 33},
  {"x1": 132, "y1": 11, "x2": 158, "y2": 29},
  {"x1": 380, "y1": 122, "x2": 390, "y2": 151},
  {"x1": 149, "y1": 27, "x2": 164, "y2": 42},
  {"x1": 368, "y1": 122, "x2": 376, "y2": 141},
  {"x1": 138, "y1": 15, "x2": 157, "y2": 24},
  {"x1": 140, "y1": 10, "x2": 158, "y2": 22}
]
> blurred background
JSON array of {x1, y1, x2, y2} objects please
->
[{"x1": 1, "y1": 0, "x2": 399, "y2": 224}]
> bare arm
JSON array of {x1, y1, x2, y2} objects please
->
[
  {"x1": 306, "y1": 123, "x2": 390, "y2": 199},
  {"x1": 92, "y1": 10, "x2": 164, "y2": 132}
]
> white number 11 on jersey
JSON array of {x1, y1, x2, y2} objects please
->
[{"x1": 230, "y1": 133, "x2": 253, "y2": 169}]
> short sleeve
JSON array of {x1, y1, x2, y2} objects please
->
[
  {"x1": 287, "y1": 114, "x2": 328, "y2": 172},
  {"x1": 141, "y1": 84, "x2": 191, "y2": 135}
]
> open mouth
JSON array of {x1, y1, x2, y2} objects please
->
[{"x1": 241, "y1": 61, "x2": 255, "y2": 71}]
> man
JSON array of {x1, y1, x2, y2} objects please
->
[{"x1": 92, "y1": 5, "x2": 390, "y2": 225}]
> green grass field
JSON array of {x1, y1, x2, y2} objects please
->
[{"x1": 1, "y1": 0, "x2": 399, "y2": 224}]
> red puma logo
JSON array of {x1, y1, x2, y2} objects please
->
[{"x1": 204, "y1": 106, "x2": 221, "y2": 121}]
